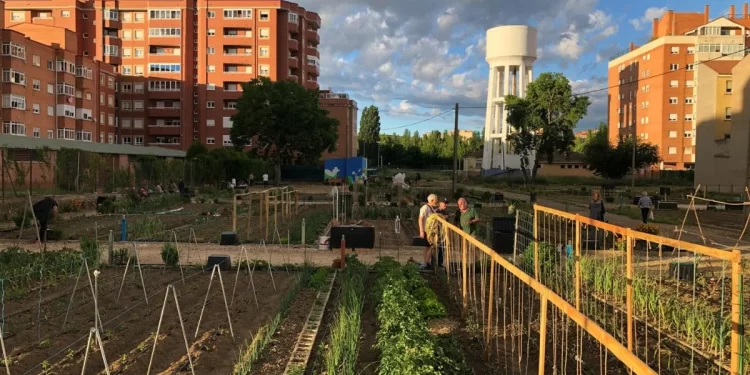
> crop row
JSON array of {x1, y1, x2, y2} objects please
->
[
  {"x1": 320, "y1": 255, "x2": 366, "y2": 374},
  {"x1": 372, "y1": 257, "x2": 470, "y2": 375},
  {"x1": 520, "y1": 242, "x2": 750, "y2": 369}
]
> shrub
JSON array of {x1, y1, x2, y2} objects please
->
[
  {"x1": 161, "y1": 243, "x2": 179, "y2": 266},
  {"x1": 80, "y1": 236, "x2": 100, "y2": 264},
  {"x1": 12, "y1": 211, "x2": 30, "y2": 228},
  {"x1": 113, "y1": 248, "x2": 130, "y2": 265},
  {"x1": 605, "y1": 196, "x2": 615, "y2": 203}
]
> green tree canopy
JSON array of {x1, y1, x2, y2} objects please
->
[
  {"x1": 505, "y1": 72, "x2": 591, "y2": 182},
  {"x1": 230, "y1": 77, "x2": 338, "y2": 183},
  {"x1": 186, "y1": 140, "x2": 208, "y2": 159},
  {"x1": 358, "y1": 105, "x2": 381, "y2": 144},
  {"x1": 582, "y1": 128, "x2": 661, "y2": 179}
]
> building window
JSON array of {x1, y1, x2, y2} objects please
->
[
  {"x1": 134, "y1": 101, "x2": 144, "y2": 111},
  {"x1": 223, "y1": 9, "x2": 252, "y2": 18},
  {"x1": 207, "y1": 47, "x2": 215, "y2": 54},
  {"x1": 725, "y1": 107, "x2": 732, "y2": 120},
  {"x1": 32, "y1": 103, "x2": 40, "y2": 114},
  {"x1": 149, "y1": 28, "x2": 181, "y2": 37},
  {"x1": 149, "y1": 81, "x2": 181, "y2": 91},
  {"x1": 104, "y1": 9, "x2": 119, "y2": 20},
  {"x1": 2, "y1": 70, "x2": 26, "y2": 86},
  {"x1": 687, "y1": 46, "x2": 695, "y2": 54},
  {"x1": 208, "y1": 65, "x2": 216, "y2": 72},
  {"x1": 207, "y1": 119, "x2": 215, "y2": 127},
  {"x1": 207, "y1": 101, "x2": 215, "y2": 108},
  {"x1": 686, "y1": 64, "x2": 694, "y2": 71},
  {"x1": 10, "y1": 12, "x2": 24, "y2": 21},
  {"x1": 223, "y1": 117, "x2": 233, "y2": 128},
  {"x1": 685, "y1": 97, "x2": 694, "y2": 104},
  {"x1": 149, "y1": 10, "x2": 181, "y2": 19},
  {"x1": 259, "y1": 28, "x2": 270, "y2": 39},
  {"x1": 668, "y1": 147, "x2": 677, "y2": 155},
  {"x1": 668, "y1": 114, "x2": 677, "y2": 121},
  {"x1": 47, "y1": 84, "x2": 54, "y2": 94},
  {"x1": 223, "y1": 135, "x2": 233, "y2": 146},
  {"x1": 670, "y1": 46, "x2": 680, "y2": 54},
  {"x1": 121, "y1": 101, "x2": 132, "y2": 111},
  {"x1": 684, "y1": 147, "x2": 692, "y2": 154},
  {"x1": 259, "y1": 47, "x2": 269, "y2": 57},
  {"x1": 669, "y1": 63, "x2": 679, "y2": 71},
  {"x1": 134, "y1": 30, "x2": 144, "y2": 40},
  {"x1": 685, "y1": 114, "x2": 693, "y2": 121},
  {"x1": 208, "y1": 29, "x2": 216, "y2": 36},
  {"x1": 289, "y1": 13, "x2": 298, "y2": 23},
  {"x1": 33, "y1": 128, "x2": 40, "y2": 138},
  {"x1": 122, "y1": 66, "x2": 132, "y2": 75},
  {"x1": 260, "y1": 10, "x2": 270, "y2": 20},
  {"x1": 134, "y1": 83, "x2": 144, "y2": 93},
  {"x1": 726, "y1": 80, "x2": 733, "y2": 93},
  {"x1": 135, "y1": 136, "x2": 143, "y2": 145},
  {"x1": 669, "y1": 97, "x2": 678, "y2": 104},
  {"x1": 208, "y1": 11, "x2": 216, "y2": 18},
  {"x1": 206, "y1": 137, "x2": 215, "y2": 144},
  {"x1": 2, "y1": 95, "x2": 26, "y2": 110},
  {"x1": 259, "y1": 65, "x2": 270, "y2": 76},
  {"x1": 686, "y1": 80, "x2": 694, "y2": 88},
  {"x1": 670, "y1": 80, "x2": 678, "y2": 88},
  {"x1": 148, "y1": 64, "x2": 181, "y2": 73},
  {"x1": 1, "y1": 42, "x2": 26, "y2": 60},
  {"x1": 2, "y1": 122, "x2": 25, "y2": 136},
  {"x1": 207, "y1": 84, "x2": 216, "y2": 90}
]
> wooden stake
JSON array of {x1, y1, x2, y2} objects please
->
[
  {"x1": 626, "y1": 228, "x2": 634, "y2": 352},
  {"x1": 533, "y1": 205, "x2": 539, "y2": 280},
  {"x1": 462, "y1": 237, "x2": 468, "y2": 312},
  {"x1": 538, "y1": 294, "x2": 549, "y2": 375},
  {"x1": 485, "y1": 260, "x2": 495, "y2": 352},
  {"x1": 575, "y1": 215, "x2": 582, "y2": 310},
  {"x1": 265, "y1": 192, "x2": 270, "y2": 241},
  {"x1": 730, "y1": 249, "x2": 742, "y2": 375},
  {"x1": 232, "y1": 195, "x2": 237, "y2": 232}
]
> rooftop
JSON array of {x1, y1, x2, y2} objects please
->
[{"x1": 0, "y1": 136, "x2": 186, "y2": 158}]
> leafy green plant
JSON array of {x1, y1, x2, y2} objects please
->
[
  {"x1": 80, "y1": 236, "x2": 100, "y2": 264},
  {"x1": 634, "y1": 223, "x2": 660, "y2": 235},
  {"x1": 307, "y1": 267, "x2": 331, "y2": 290},
  {"x1": 160, "y1": 243, "x2": 179, "y2": 267},
  {"x1": 129, "y1": 217, "x2": 164, "y2": 240},
  {"x1": 113, "y1": 248, "x2": 130, "y2": 265}
]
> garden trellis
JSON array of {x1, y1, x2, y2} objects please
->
[{"x1": 233, "y1": 186, "x2": 299, "y2": 241}]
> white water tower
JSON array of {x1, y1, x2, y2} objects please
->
[{"x1": 481, "y1": 25, "x2": 537, "y2": 173}]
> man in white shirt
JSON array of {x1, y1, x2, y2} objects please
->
[
  {"x1": 262, "y1": 173, "x2": 269, "y2": 187},
  {"x1": 638, "y1": 191, "x2": 653, "y2": 223},
  {"x1": 418, "y1": 193, "x2": 438, "y2": 270}
]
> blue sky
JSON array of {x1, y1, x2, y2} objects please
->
[{"x1": 315, "y1": 0, "x2": 738, "y2": 136}]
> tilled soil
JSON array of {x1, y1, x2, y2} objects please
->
[{"x1": 0, "y1": 267, "x2": 294, "y2": 375}]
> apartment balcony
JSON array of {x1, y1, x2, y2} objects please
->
[
  {"x1": 288, "y1": 39, "x2": 299, "y2": 51},
  {"x1": 306, "y1": 29, "x2": 320, "y2": 45},
  {"x1": 288, "y1": 57, "x2": 299, "y2": 68},
  {"x1": 104, "y1": 35, "x2": 122, "y2": 49},
  {"x1": 306, "y1": 47, "x2": 319, "y2": 58},
  {"x1": 147, "y1": 124, "x2": 181, "y2": 136},
  {"x1": 103, "y1": 55, "x2": 121, "y2": 66},
  {"x1": 306, "y1": 12, "x2": 321, "y2": 27},
  {"x1": 305, "y1": 80, "x2": 320, "y2": 90},
  {"x1": 307, "y1": 63, "x2": 319, "y2": 76},
  {"x1": 31, "y1": 16, "x2": 55, "y2": 27},
  {"x1": 147, "y1": 105, "x2": 181, "y2": 116},
  {"x1": 149, "y1": 141, "x2": 181, "y2": 148},
  {"x1": 147, "y1": 90, "x2": 182, "y2": 100},
  {"x1": 103, "y1": 16, "x2": 122, "y2": 29}
]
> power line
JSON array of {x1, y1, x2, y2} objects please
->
[
  {"x1": 380, "y1": 108, "x2": 455, "y2": 131},
  {"x1": 459, "y1": 45, "x2": 750, "y2": 109}
]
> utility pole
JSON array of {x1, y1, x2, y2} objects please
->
[{"x1": 452, "y1": 103, "x2": 459, "y2": 193}]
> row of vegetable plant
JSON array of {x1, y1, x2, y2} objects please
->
[
  {"x1": 372, "y1": 257, "x2": 469, "y2": 375},
  {"x1": 518, "y1": 242, "x2": 750, "y2": 369},
  {"x1": 320, "y1": 255, "x2": 367, "y2": 374},
  {"x1": 232, "y1": 266, "x2": 314, "y2": 375}
]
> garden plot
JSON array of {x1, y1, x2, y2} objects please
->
[{"x1": 0, "y1": 266, "x2": 296, "y2": 375}]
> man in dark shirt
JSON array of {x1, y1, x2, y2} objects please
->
[{"x1": 33, "y1": 197, "x2": 58, "y2": 243}]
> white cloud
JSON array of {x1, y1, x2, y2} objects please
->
[{"x1": 629, "y1": 7, "x2": 667, "y2": 30}]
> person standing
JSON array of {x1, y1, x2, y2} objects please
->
[
  {"x1": 178, "y1": 179, "x2": 185, "y2": 196},
  {"x1": 33, "y1": 197, "x2": 58, "y2": 243},
  {"x1": 262, "y1": 173, "x2": 269, "y2": 187},
  {"x1": 249, "y1": 173, "x2": 255, "y2": 186},
  {"x1": 434, "y1": 199, "x2": 450, "y2": 268},
  {"x1": 457, "y1": 198, "x2": 479, "y2": 236},
  {"x1": 589, "y1": 191, "x2": 606, "y2": 221},
  {"x1": 638, "y1": 191, "x2": 653, "y2": 224},
  {"x1": 418, "y1": 194, "x2": 438, "y2": 270}
]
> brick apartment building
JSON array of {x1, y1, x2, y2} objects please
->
[
  {"x1": 0, "y1": 0, "x2": 118, "y2": 143},
  {"x1": 1, "y1": 0, "x2": 356, "y2": 159},
  {"x1": 607, "y1": 4, "x2": 750, "y2": 171},
  {"x1": 319, "y1": 89, "x2": 357, "y2": 159}
]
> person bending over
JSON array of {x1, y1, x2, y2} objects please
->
[{"x1": 33, "y1": 196, "x2": 58, "y2": 243}]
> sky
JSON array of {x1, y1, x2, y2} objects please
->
[{"x1": 315, "y1": 0, "x2": 739, "y2": 136}]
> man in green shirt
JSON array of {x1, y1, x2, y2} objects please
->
[{"x1": 457, "y1": 198, "x2": 479, "y2": 236}]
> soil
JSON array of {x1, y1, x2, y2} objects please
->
[
  {"x1": 303, "y1": 276, "x2": 343, "y2": 375},
  {"x1": 250, "y1": 287, "x2": 319, "y2": 374},
  {"x1": 0, "y1": 267, "x2": 295, "y2": 375}
]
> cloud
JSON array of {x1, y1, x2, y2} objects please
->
[
  {"x1": 629, "y1": 7, "x2": 667, "y2": 30},
  {"x1": 570, "y1": 79, "x2": 608, "y2": 130},
  {"x1": 315, "y1": 0, "x2": 619, "y2": 129}
]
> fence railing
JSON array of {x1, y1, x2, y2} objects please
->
[
  {"x1": 526, "y1": 204, "x2": 745, "y2": 374},
  {"x1": 431, "y1": 214, "x2": 657, "y2": 374}
]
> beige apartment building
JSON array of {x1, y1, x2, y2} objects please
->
[{"x1": 608, "y1": 4, "x2": 749, "y2": 173}]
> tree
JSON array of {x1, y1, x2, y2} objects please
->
[
  {"x1": 582, "y1": 128, "x2": 661, "y2": 179},
  {"x1": 186, "y1": 141, "x2": 208, "y2": 159},
  {"x1": 230, "y1": 77, "x2": 339, "y2": 184},
  {"x1": 572, "y1": 122, "x2": 605, "y2": 153},
  {"x1": 505, "y1": 72, "x2": 591, "y2": 182},
  {"x1": 358, "y1": 105, "x2": 381, "y2": 159}
]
